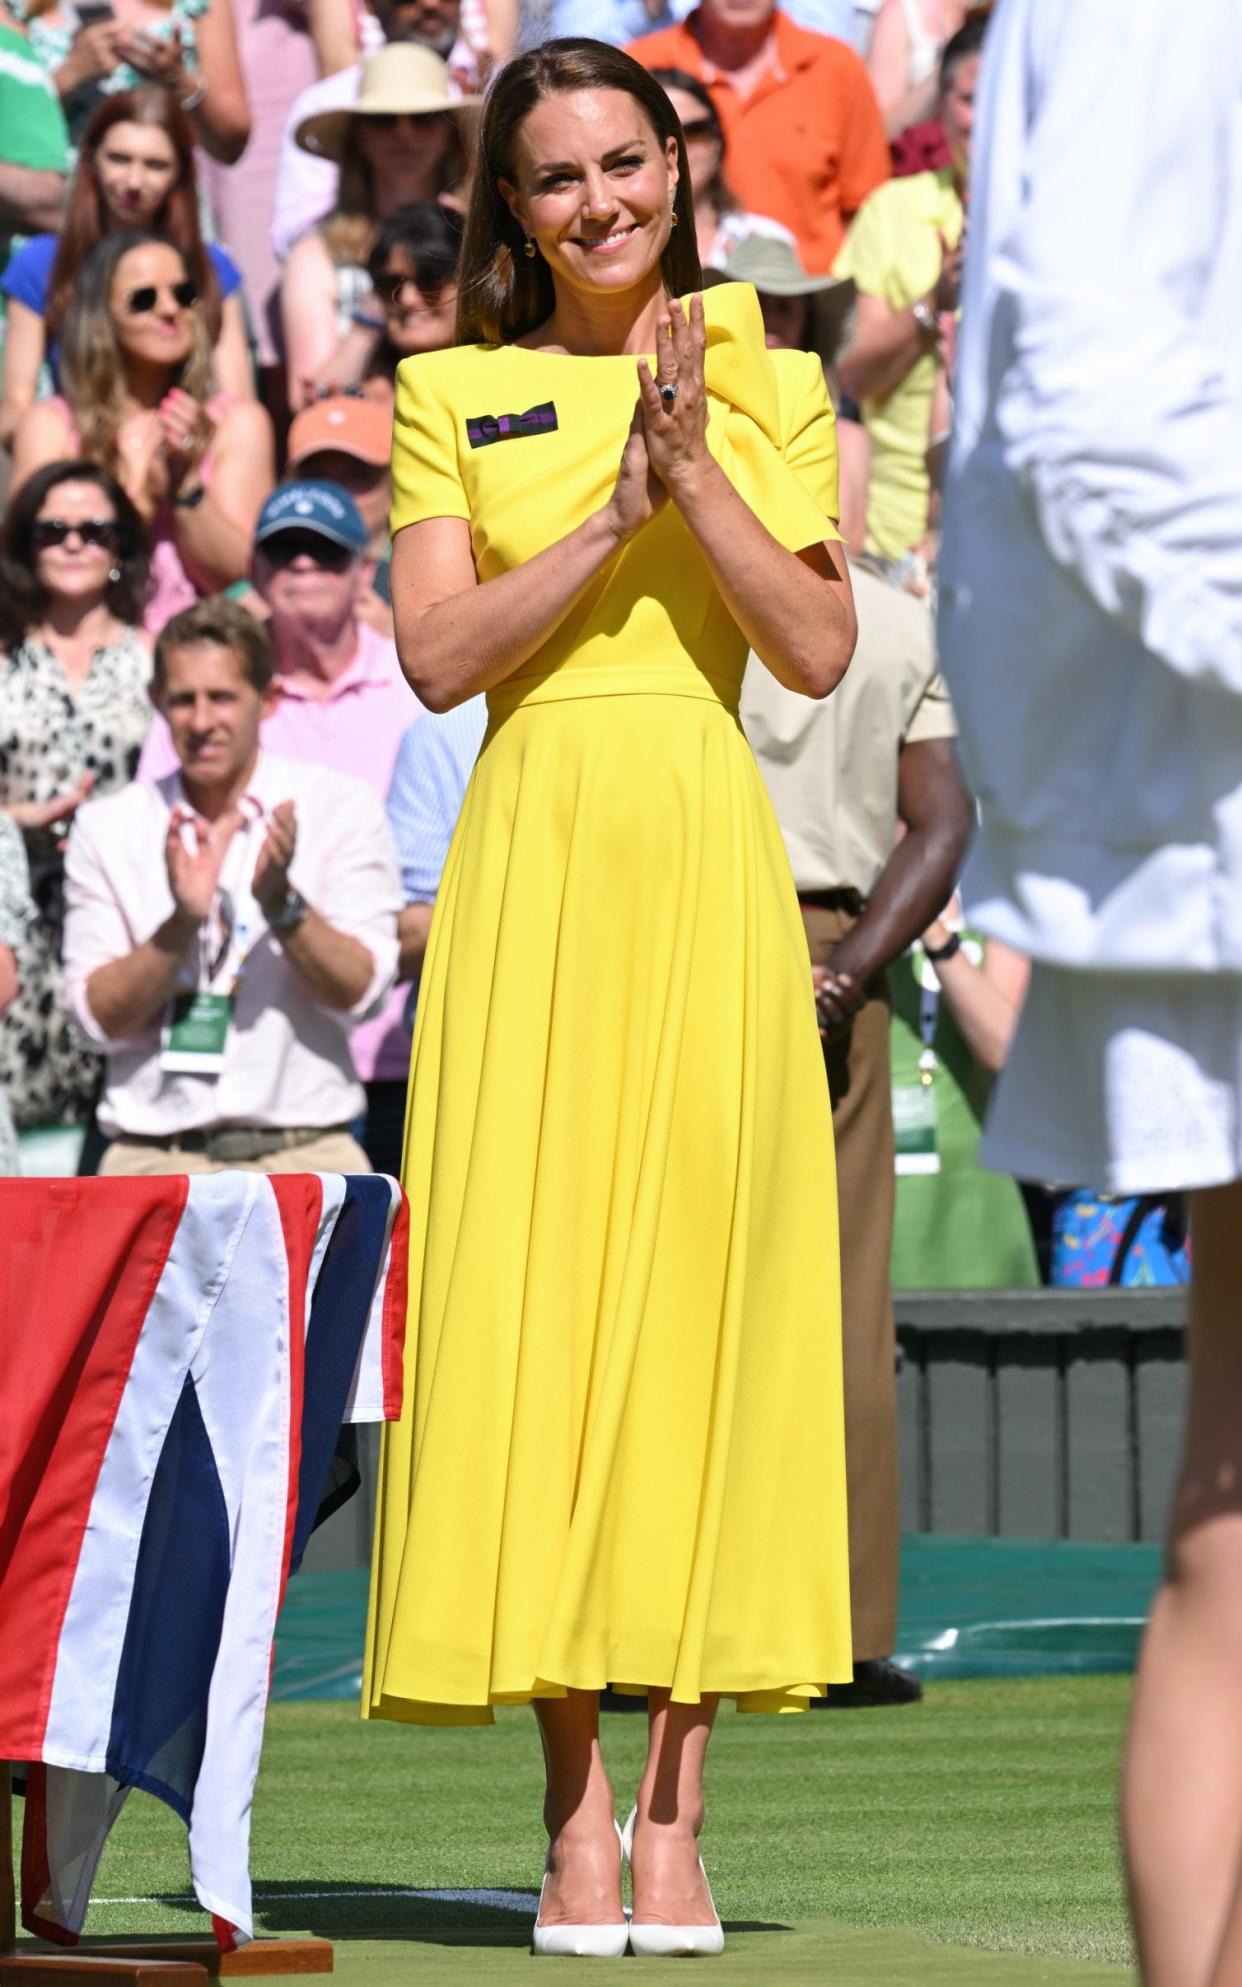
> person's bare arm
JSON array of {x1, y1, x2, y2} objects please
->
[
  {"x1": 814, "y1": 735, "x2": 973, "y2": 1029},
  {"x1": 640, "y1": 299, "x2": 855, "y2": 698},
  {"x1": 307, "y1": 0, "x2": 359, "y2": 75},
  {"x1": 252, "y1": 801, "x2": 374, "y2": 1010},
  {"x1": 397, "y1": 901, "x2": 434, "y2": 980},
  {"x1": 9, "y1": 398, "x2": 78, "y2": 496},
  {"x1": 180, "y1": 0, "x2": 251, "y2": 163},
  {"x1": 212, "y1": 292, "x2": 256, "y2": 400},
  {"x1": 866, "y1": 0, "x2": 944, "y2": 138},
  {"x1": 836, "y1": 414, "x2": 871, "y2": 558},
  {"x1": 168, "y1": 398, "x2": 275, "y2": 592},
  {"x1": 0, "y1": 297, "x2": 50, "y2": 448},
  {"x1": 86, "y1": 905, "x2": 200, "y2": 1038},
  {"x1": 0, "y1": 943, "x2": 18, "y2": 1016},
  {"x1": 921, "y1": 928, "x2": 1029, "y2": 1076},
  {"x1": 0, "y1": 159, "x2": 65, "y2": 235},
  {"x1": 282, "y1": 233, "x2": 347, "y2": 410},
  {"x1": 837, "y1": 285, "x2": 948, "y2": 404},
  {"x1": 391, "y1": 385, "x2": 676, "y2": 714}
]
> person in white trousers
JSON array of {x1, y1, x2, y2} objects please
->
[{"x1": 937, "y1": 4, "x2": 1242, "y2": 1983}]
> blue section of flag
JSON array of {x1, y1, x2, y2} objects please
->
[
  {"x1": 288, "y1": 1178, "x2": 394, "y2": 1574},
  {"x1": 106, "y1": 1375, "x2": 231, "y2": 1822}
]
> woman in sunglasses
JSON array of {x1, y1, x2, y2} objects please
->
[
  {"x1": 0, "y1": 460, "x2": 152, "y2": 1146},
  {"x1": 11, "y1": 231, "x2": 274, "y2": 634},
  {"x1": 0, "y1": 88, "x2": 254, "y2": 451},
  {"x1": 302, "y1": 201, "x2": 463, "y2": 408},
  {"x1": 282, "y1": 44, "x2": 478, "y2": 410},
  {"x1": 649, "y1": 70, "x2": 796, "y2": 273}
]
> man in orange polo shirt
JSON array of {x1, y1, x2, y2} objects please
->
[{"x1": 629, "y1": 0, "x2": 889, "y2": 273}]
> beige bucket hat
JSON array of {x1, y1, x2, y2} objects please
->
[
  {"x1": 722, "y1": 234, "x2": 857, "y2": 367},
  {"x1": 295, "y1": 44, "x2": 481, "y2": 163}
]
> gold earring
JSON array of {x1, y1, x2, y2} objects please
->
[
  {"x1": 670, "y1": 210, "x2": 679, "y2": 228},
  {"x1": 523, "y1": 237, "x2": 537, "y2": 259}
]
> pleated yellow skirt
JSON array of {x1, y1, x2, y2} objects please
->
[{"x1": 363, "y1": 682, "x2": 852, "y2": 1724}]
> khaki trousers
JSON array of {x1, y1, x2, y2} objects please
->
[
  {"x1": 803, "y1": 904, "x2": 898, "y2": 1663},
  {"x1": 99, "y1": 1130, "x2": 373, "y2": 1177}
]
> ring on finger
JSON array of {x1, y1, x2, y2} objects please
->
[{"x1": 658, "y1": 379, "x2": 679, "y2": 405}]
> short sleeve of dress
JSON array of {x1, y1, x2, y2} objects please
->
[
  {"x1": 777, "y1": 350, "x2": 842, "y2": 536},
  {"x1": 390, "y1": 356, "x2": 471, "y2": 535}
]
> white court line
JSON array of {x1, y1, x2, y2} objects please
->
[{"x1": 91, "y1": 1887, "x2": 533, "y2": 1913}]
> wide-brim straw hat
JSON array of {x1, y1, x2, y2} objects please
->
[
  {"x1": 295, "y1": 45, "x2": 480, "y2": 164},
  {"x1": 722, "y1": 234, "x2": 857, "y2": 367}
]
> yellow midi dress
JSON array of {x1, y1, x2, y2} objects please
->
[{"x1": 363, "y1": 283, "x2": 852, "y2": 1724}]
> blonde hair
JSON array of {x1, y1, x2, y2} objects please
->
[{"x1": 60, "y1": 231, "x2": 213, "y2": 475}]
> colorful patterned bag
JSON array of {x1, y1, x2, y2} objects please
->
[{"x1": 1050, "y1": 1192, "x2": 1191, "y2": 1289}]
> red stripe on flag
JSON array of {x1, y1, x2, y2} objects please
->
[
  {"x1": 266, "y1": 1174, "x2": 322, "y2": 1624},
  {"x1": 0, "y1": 1179, "x2": 188, "y2": 1760},
  {"x1": 381, "y1": 1191, "x2": 410, "y2": 1420}
]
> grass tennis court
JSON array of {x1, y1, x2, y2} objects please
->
[{"x1": 59, "y1": 1676, "x2": 1137, "y2": 1983}]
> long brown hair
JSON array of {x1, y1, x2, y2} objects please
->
[
  {"x1": 321, "y1": 116, "x2": 467, "y2": 272},
  {"x1": 48, "y1": 88, "x2": 222, "y2": 345},
  {"x1": 456, "y1": 38, "x2": 701, "y2": 347},
  {"x1": 60, "y1": 233, "x2": 213, "y2": 477}
]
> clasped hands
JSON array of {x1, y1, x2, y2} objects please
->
[
  {"x1": 117, "y1": 390, "x2": 213, "y2": 518},
  {"x1": 605, "y1": 294, "x2": 714, "y2": 544}
]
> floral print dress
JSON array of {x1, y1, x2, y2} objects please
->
[
  {"x1": 0, "y1": 629, "x2": 152, "y2": 1130},
  {"x1": 0, "y1": 816, "x2": 35, "y2": 1175}
]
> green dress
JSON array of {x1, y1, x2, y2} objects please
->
[{"x1": 889, "y1": 936, "x2": 1039, "y2": 1289}]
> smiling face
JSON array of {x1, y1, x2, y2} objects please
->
[
  {"x1": 95, "y1": 120, "x2": 179, "y2": 229},
  {"x1": 375, "y1": 246, "x2": 459, "y2": 354},
  {"x1": 32, "y1": 478, "x2": 120, "y2": 608},
  {"x1": 109, "y1": 240, "x2": 196, "y2": 371},
  {"x1": 500, "y1": 88, "x2": 679, "y2": 305}
]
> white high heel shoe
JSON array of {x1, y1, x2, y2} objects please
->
[
  {"x1": 621, "y1": 1806, "x2": 725, "y2": 1958},
  {"x1": 531, "y1": 1818, "x2": 630, "y2": 1957}
]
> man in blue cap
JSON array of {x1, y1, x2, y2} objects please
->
[{"x1": 137, "y1": 481, "x2": 425, "y2": 1175}]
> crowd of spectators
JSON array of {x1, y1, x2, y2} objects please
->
[{"x1": 1, "y1": 0, "x2": 1157, "y2": 1287}]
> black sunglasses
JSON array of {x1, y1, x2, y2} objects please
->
[
  {"x1": 31, "y1": 517, "x2": 120, "y2": 551},
  {"x1": 372, "y1": 266, "x2": 448, "y2": 307},
  {"x1": 261, "y1": 532, "x2": 355, "y2": 572},
  {"x1": 123, "y1": 279, "x2": 197, "y2": 316},
  {"x1": 367, "y1": 111, "x2": 441, "y2": 131}
]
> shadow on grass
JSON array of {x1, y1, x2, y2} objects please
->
[{"x1": 149, "y1": 1883, "x2": 795, "y2": 1950}]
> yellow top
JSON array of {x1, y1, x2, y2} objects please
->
[
  {"x1": 834, "y1": 168, "x2": 964, "y2": 562},
  {"x1": 389, "y1": 282, "x2": 841, "y2": 716}
]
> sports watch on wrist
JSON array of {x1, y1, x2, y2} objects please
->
[
  {"x1": 923, "y1": 930, "x2": 962, "y2": 964},
  {"x1": 266, "y1": 887, "x2": 310, "y2": 936}
]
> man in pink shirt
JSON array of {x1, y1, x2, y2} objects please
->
[{"x1": 139, "y1": 482, "x2": 424, "y2": 1173}]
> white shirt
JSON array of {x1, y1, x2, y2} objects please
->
[
  {"x1": 270, "y1": 45, "x2": 477, "y2": 262},
  {"x1": 63, "y1": 752, "x2": 402, "y2": 1138},
  {"x1": 938, "y1": 0, "x2": 1242, "y2": 975}
]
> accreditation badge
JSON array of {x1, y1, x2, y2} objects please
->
[
  {"x1": 893, "y1": 1064, "x2": 941, "y2": 1176},
  {"x1": 160, "y1": 988, "x2": 235, "y2": 1075}
]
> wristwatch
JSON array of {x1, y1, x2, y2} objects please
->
[
  {"x1": 173, "y1": 482, "x2": 207, "y2": 510},
  {"x1": 923, "y1": 930, "x2": 961, "y2": 964},
  {"x1": 911, "y1": 298, "x2": 942, "y2": 343},
  {"x1": 267, "y1": 887, "x2": 310, "y2": 936}
]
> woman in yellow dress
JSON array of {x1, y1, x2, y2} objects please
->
[{"x1": 364, "y1": 36, "x2": 857, "y2": 1957}]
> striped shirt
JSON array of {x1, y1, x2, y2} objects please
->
[{"x1": 385, "y1": 698, "x2": 489, "y2": 904}]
